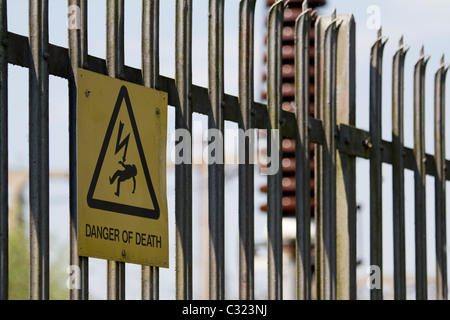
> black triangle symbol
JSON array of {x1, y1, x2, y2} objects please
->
[{"x1": 87, "y1": 85, "x2": 160, "y2": 220}]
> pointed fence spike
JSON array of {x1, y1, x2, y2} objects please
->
[{"x1": 302, "y1": 0, "x2": 309, "y2": 11}]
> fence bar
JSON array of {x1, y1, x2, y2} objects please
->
[
  {"x1": 80, "y1": 1, "x2": 87, "y2": 68},
  {"x1": 266, "y1": 0, "x2": 284, "y2": 300},
  {"x1": 294, "y1": 2, "x2": 312, "y2": 300},
  {"x1": 141, "y1": 0, "x2": 160, "y2": 301},
  {"x1": 434, "y1": 55, "x2": 448, "y2": 300},
  {"x1": 322, "y1": 12, "x2": 338, "y2": 301},
  {"x1": 0, "y1": 31, "x2": 320, "y2": 145},
  {"x1": 68, "y1": 0, "x2": 89, "y2": 300},
  {"x1": 369, "y1": 28, "x2": 386, "y2": 301},
  {"x1": 335, "y1": 14, "x2": 356, "y2": 301},
  {"x1": 106, "y1": 0, "x2": 126, "y2": 300},
  {"x1": 208, "y1": 0, "x2": 225, "y2": 300},
  {"x1": 314, "y1": 14, "x2": 323, "y2": 301},
  {"x1": 11, "y1": 26, "x2": 450, "y2": 167},
  {"x1": 175, "y1": 0, "x2": 193, "y2": 300},
  {"x1": 238, "y1": 0, "x2": 255, "y2": 301},
  {"x1": 0, "y1": 0, "x2": 6, "y2": 301},
  {"x1": 315, "y1": 11, "x2": 338, "y2": 300},
  {"x1": 29, "y1": 0, "x2": 49, "y2": 300},
  {"x1": 414, "y1": 47, "x2": 429, "y2": 300},
  {"x1": 79, "y1": 0, "x2": 89, "y2": 299},
  {"x1": 391, "y1": 37, "x2": 408, "y2": 300}
]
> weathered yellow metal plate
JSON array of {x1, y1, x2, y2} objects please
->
[{"x1": 77, "y1": 69, "x2": 168, "y2": 268}]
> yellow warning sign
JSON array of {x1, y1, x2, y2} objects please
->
[{"x1": 77, "y1": 69, "x2": 168, "y2": 268}]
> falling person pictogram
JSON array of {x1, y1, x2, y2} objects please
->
[
  {"x1": 109, "y1": 121, "x2": 138, "y2": 197},
  {"x1": 109, "y1": 161, "x2": 137, "y2": 197}
]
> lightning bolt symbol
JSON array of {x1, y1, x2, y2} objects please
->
[{"x1": 115, "y1": 121, "x2": 130, "y2": 162}]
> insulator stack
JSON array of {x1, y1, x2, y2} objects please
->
[{"x1": 261, "y1": 0, "x2": 326, "y2": 217}]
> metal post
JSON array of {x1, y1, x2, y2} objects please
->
[
  {"x1": 313, "y1": 12, "x2": 322, "y2": 301},
  {"x1": 0, "y1": 0, "x2": 7, "y2": 301},
  {"x1": 29, "y1": 0, "x2": 50, "y2": 301},
  {"x1": 68, "y1": 0, "x2": 89, "y2": 300},
  {"x1": 414, "y1": 46, "x2": 429, "y2": 300},
  {"x1": 294, "y1": 1, "x2": 312, "y2": 300},
  {"x1": 175, "y1": 0, "x2": 193, "y2": 300},
  {"x1": 106, "y1": 0, "x2": 126, "y2": 300},
  {"x1": 208, "y1": 0, "x2": 225, "y2": 300},
  {"x1": 335, "y1": 14, "x2": 356, "y2": 301},
  {"x1": 369, "y1": 28, "x2": 387, "y2": 301},
  {"x1": 315, "y1": 11, "x2": 339, "y2": 300},
  {"x1": 434, "y1": 55, "x2": 448, "y2": 301},
  {"x1": 267, "y1": 0, "x2": 284, "y2": 301},
  {"x1": 238, "y1": 0, "x2": 256, "y2": 301},
  {"x1": 141, "y1": 0, "x2": 160, "y2": 301},
  {"x1": 392, "y1": 37, "x2": 408, "y2": 300}
]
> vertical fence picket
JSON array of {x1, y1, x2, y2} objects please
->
[
  {"x1": 68, "y1": 0, "x2": 89, "y2": 300},
  {"x1": 392, "y1": 37, "x2": 408, "y2": 300},
  {"x1": 141, "y1": 0, "x2": 160, "y2": 301},
  {"x1": 80, "y1": 0, "x2": 87, "y2": 68},
  {"x1": 315, "y1": 11, "x2": 338, "y2": 300},
  {"x1": 175, "y1": 0, "x2": 193, "y2": 300},
  {"x1": 434, "y1": 56, "x2": 448, "y2": 301},
  {"x1": 294, "y1": 2, "x2": 312, "y2": 301},
  {"x1": 79, "y1": 0, "x2": 89, "y2": 300},
  {"x1": 0, "y1": 0, "x2": 6, "y2": 301},
  {"x1": 414, "y1": 47, "x2": 429, "y2": 300},
  {"x1": 335, "y1": 13, "x2": 356, "y2": 301},
  {"x1": 106, "y1": 0, "x2": 126, "y2": 300},
  {"x1": 266, "y1": 0, "x2": 284, "y2": 300},
  {"x1": 314, "y1": 13, "x2": 322, "y2": 301},
  {"x1": 369, "y1": 28, "x2": 386, "y2": 301},
  {"x1": 208, "y1": 0, "x2": 225, "y2": 301},
  {"x1": 29, "y1": 0, "x2": 49, "y2": 300},
  {"x1": 238, "y1": 0, "x2": 256, "y2": 301}
]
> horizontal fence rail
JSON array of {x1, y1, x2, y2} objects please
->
[
  {"x1": 0, "y1": 0, "x2": 449, "y2": 300},
  {"x1": 7, "y1": 28, "x2": 450, "y2": 175}
]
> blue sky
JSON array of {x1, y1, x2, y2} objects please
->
[{"x1": 6, "y1": 0, "x2": 450, "y2": 299}]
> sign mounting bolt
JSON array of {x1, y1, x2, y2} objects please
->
[
  {"x1": 363, "y1": 138, "x2": 373, "y2": 149},
  {"x1": 85, "y1": 89, "x2": 91, "y2": 98},
  {"x1": 122, "y1": 250, "x2": 126, "y2": 257}
]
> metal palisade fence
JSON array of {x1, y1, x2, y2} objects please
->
[{"x1": 0, "y1": 0, "x2": 448, "y2": 301}]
